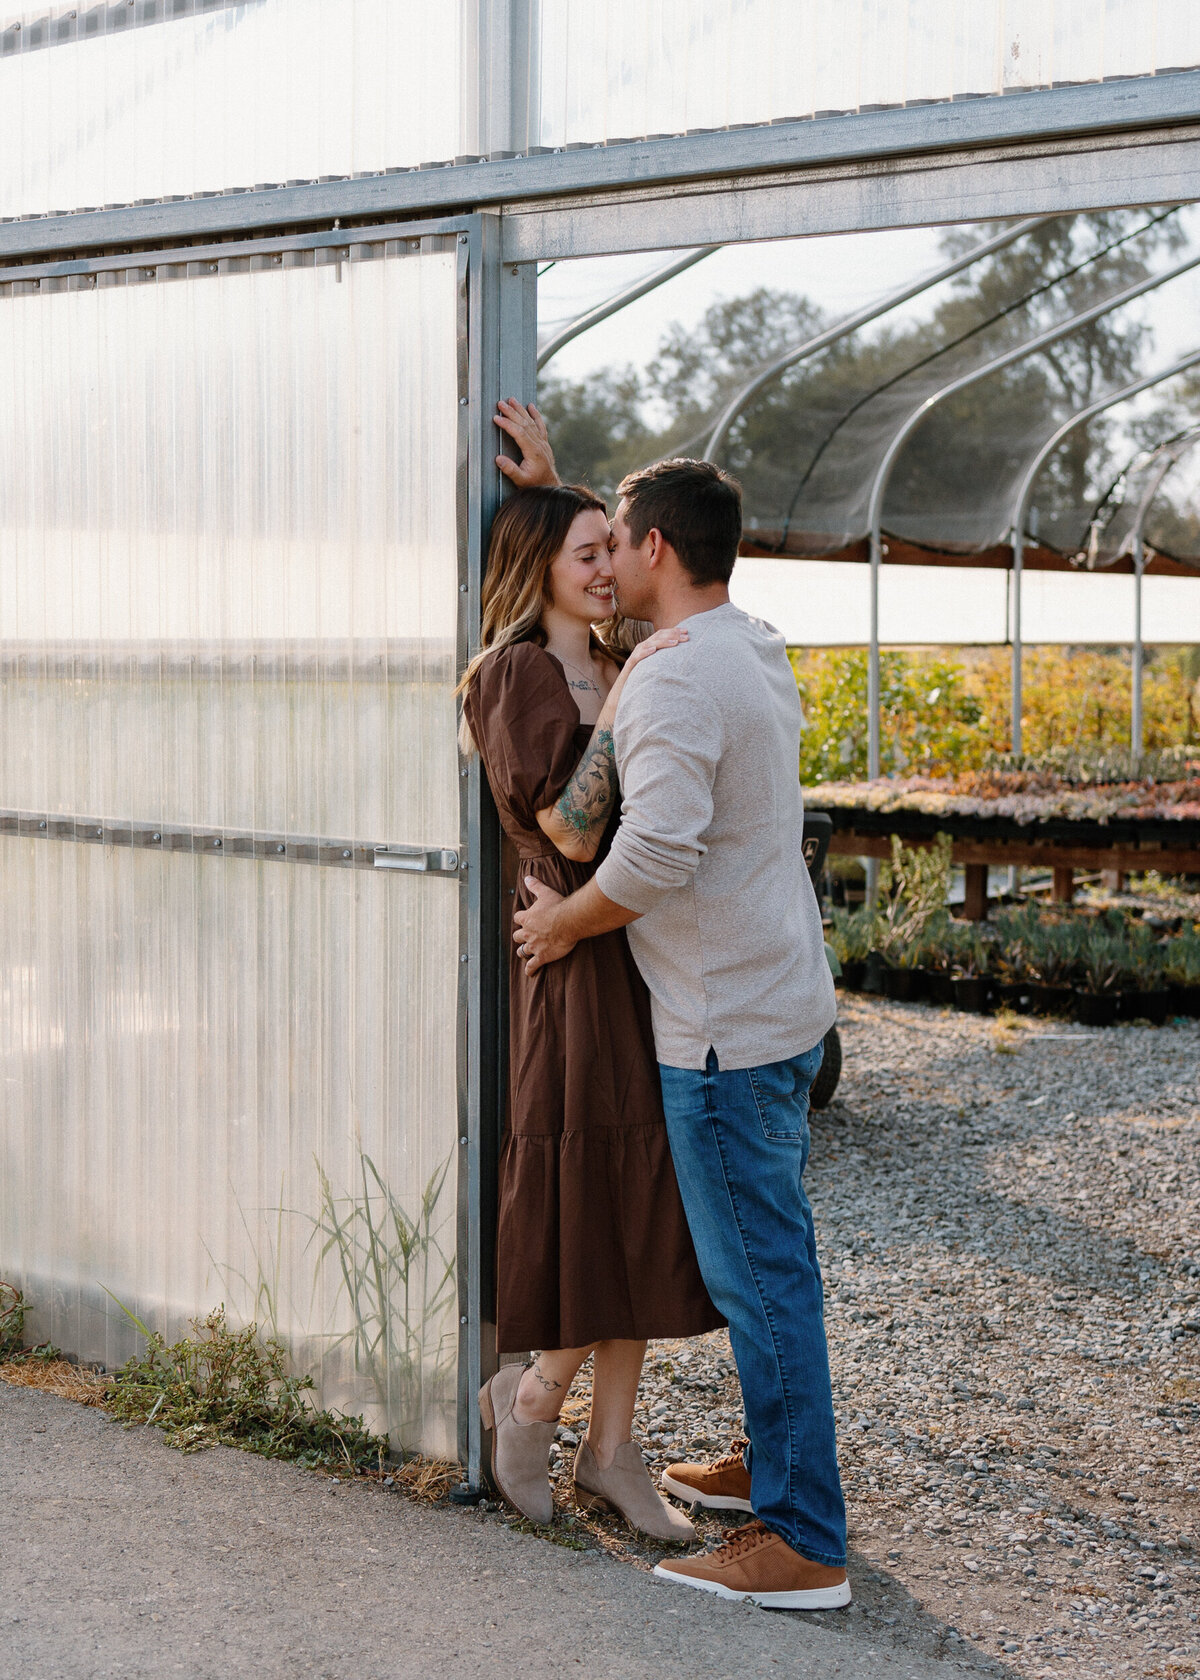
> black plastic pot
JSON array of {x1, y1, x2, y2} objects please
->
[
  {"x1": 953, "y1": 976, "x2": 992, "y2": 1014},
  {"x1": 1074, "y1": 990, "x2": 1118, "y2": 1027},
  {"x1": 1031, "y1": 983, "x2": 1074, "y2": 1018},
  {"x1": 885, "y1": 966, "x2": 926, "y2": 1003},
  {"x1": 995, "y1": 979, "x2": 1034, "y2": 1014},
  {"x1": 925, "y1": 970, "x2": 956, "y2": 1007},
  {"x1": 1120, "y1": 988, "x2": 1171, "y2": 1026},
  {"x1": 840, "y1": 958, "x2": 865, "y2": 992},
  {"x1": 862, "y1": 950, "x2": 891, "y2": 995},
  {"x1": 1168, "y1": 982, "x2": 1200, "y2": 1018}
]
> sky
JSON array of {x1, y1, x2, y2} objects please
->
[{"x1": 536, "y1": 222, "x2": 1200, "y2": 647}]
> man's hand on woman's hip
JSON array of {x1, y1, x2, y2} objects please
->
[
  {"x1": 514, "y1": 876, "x2": 641, "y2": 972},
  {"x1": 514, "y1": 878, "x2": 573, "y2": 972}
]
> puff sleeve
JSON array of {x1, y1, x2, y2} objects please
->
[{"x1": 463, "y1": 642, "x2": 582, "y2": 825}]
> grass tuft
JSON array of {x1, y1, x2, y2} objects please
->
[{"x1": 0, "y1": 1357, "x2": 107, "y2": 1406}]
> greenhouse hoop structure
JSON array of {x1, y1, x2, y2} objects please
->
[{"x1": 2, "y1": 1, "x2": 1200, "y2": 1500}]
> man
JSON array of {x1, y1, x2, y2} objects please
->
[{"x1": 497, "y1": 400, "x2": 848, "y2": 1610}]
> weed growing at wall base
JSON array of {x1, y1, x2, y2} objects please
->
[{"x1": 104, "y1": 1304, "x2": 388, "y2": 1472}]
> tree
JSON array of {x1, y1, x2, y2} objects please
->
[{"x1": 534, "y1": 365, "x2": 653, "y2": 502}]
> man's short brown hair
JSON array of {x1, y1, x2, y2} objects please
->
[{"x1": 617, "y1": 458, "x2": 742, "y2": 586}]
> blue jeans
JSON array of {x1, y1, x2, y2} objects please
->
[{"x1": 658, "y1": 1044, "x2": 846, "y2": 1566}]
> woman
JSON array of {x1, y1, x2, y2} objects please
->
[{"x1": 460, "y1": 464, "x2": 722, "y2": 1543}]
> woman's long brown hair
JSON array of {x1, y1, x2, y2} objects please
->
[{"x1": 457, "y1": 485, "x2": 642, "y2": 754}]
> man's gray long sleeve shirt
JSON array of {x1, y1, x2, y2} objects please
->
[{"x1": 595, "y1": 602, "x2": 836, "y2": 1072}]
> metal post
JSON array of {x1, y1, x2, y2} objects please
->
[
  {"x1": 868, "y1": 527, "x2": 882, "y2": 782},
  {"x1": 1131, "y1": 531, "x2": 1145, "y2": 765},
  {"x1": 456, "y1": 214, "x2": 538, "y2": 1494},
  {"x1": 865, "y1": 525, "x2": 883, "y2": 905},
  {"x1": 1010, "y1": 525, "x2": 1024, "y2": 757},
  {"x1": 459, "y1": 0, "x2": 541, "y2": 158}
]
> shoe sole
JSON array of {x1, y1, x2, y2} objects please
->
[
  {"x1": 660, "y1": 1471, "x2": 753, "y2": 1513},
  {"x1": 652, "y1": 1564, "x2": 852, "y2": 1611}
]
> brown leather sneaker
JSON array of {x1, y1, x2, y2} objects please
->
[
  {"x1": 653, "y1": 1520, "x2": 851, "y2": 1609},
  {"x1": 661, "y1": 1440, "x2": 753, "y2": 1513}
]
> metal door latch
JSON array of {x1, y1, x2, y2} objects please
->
[{"x1": 373, "y1": 845, "x2": 460, "y2": 876}]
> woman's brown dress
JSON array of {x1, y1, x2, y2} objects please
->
[{"x1": 464, "y1": 640, "x2": 722, "y2": 1352}]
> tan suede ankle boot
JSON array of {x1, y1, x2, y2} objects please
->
[
  {"x1": 573, "y1": 1437, "x2": 695, "y2": 1543},
  {"x1": 478, "y1": 1364, "x2": 556, "y2": 1525}
]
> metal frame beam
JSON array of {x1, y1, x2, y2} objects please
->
[
  {"x1": 458, "y1": 0, "x2": 541, "y2": 161},
  {"x1": 702, "y1": 216, "x2": 1049, "y2": 461},
  {"x1": 537, "y1": 246, "x2": 716, "y2": 369},
  {"x1": 501, "y1": 115, "x2": 1200, "y2": 263},
  {"x1": 3, "y1": 73, "x2": 1200, "y2": 265},
  {"x1": 1006, "y1": 350, "x2": 1200, "y2": 754}
]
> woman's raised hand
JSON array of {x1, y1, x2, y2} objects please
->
[
  {"x1": 494, "y1": 399, "x2": 560, "y2": 489},
  {"x1": 624, "y1": 625, "x2": 689, "y2": 670}
]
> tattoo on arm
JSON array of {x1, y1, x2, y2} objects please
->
[{"x1": 553, "y1": 726, "x2": 618, "y2": 843}]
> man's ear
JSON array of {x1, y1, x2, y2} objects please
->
[{"x1": 644, "y1": 527, "x2": 666, "y2": 569}]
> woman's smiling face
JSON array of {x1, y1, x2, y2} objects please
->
[{"x1": 546, "y1": 508, "x2": 616, "y2": 623}]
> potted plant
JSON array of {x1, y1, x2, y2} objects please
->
[
  {"x1": 951, "y1": 925, "x2": 992, "y2": 1014},
  {"x1": 1163, "y1": 927, "x2": 1200, "y2": 1018},
  {"x1": 875, "y1": 833, "x2": 953, "y2": 1002},
  {"x1": 920, "y1": 911, "x2": 957, "y2": 1006},
  {"x1": 903, "y1": 909, "x2": 950, "y2": 1002},
  {"x1": 1028, "y1": 917, "x2": 1079, "y2": 1018},
  {"x1": 1118, "y1": 926, "x2": 1170, "y2": 1026},
  {"x1": 1073, "y1": 923, "x2": 1121, "y2": 1026},
  {"x1": 992, "y1": 902, "x2": 1039, "y2": 1014},
  {"x1": 828, "y1": 905, "x2": 878, "y2": 991}
]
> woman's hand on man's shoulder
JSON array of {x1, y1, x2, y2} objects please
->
[{"x1": 624, "y1": 625, "x2": 689, "y2": 671}]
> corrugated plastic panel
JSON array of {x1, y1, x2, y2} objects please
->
[{"x1": 0, "y1": 244, "x2": 462, "y2": 1456}]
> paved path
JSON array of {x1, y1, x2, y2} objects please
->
[{"x1": 0, "y1": 1382, "x2": 986, "y2": 1680}]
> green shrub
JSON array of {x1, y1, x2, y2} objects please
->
[
  {"x1": 1113, "y1": 922, "x2": 1167, "y2": 990},
  {"x1": 792, "y1": 645, "x2": 1198, "y2": 782},
  {"x1": 793, "y1": 651, "x2": 985, "y2": 782},
  {"x1": 105, "y1": 1305, "x2": 387, "y2": 1472}
]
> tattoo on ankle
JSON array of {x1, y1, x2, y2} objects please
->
[{"x1": 528, "y1": 1360, "x2": 562, "y2": 1395}]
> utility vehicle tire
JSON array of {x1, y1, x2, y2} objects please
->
[{"x1": 809, "y1": 1024, "x2": 842, "y2": 1111}]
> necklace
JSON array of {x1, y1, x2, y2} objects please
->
[{"x1": 557, "y1": 652, "x2": 603, "y2": 699}]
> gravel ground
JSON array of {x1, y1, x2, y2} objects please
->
[{"x1": 527, "y1": 995, "x2": 1200, "y2": 1680}]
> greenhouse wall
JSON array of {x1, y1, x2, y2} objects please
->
[{"x1": 0, "y1": 240, "x2": 465, "y2": 1457}]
